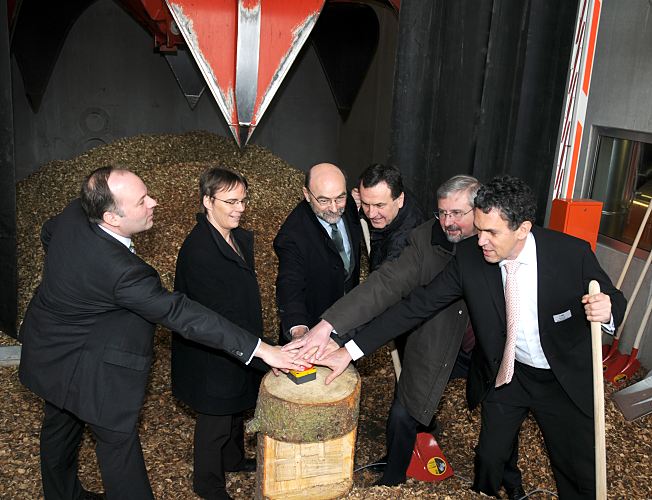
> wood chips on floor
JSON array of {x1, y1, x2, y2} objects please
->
[{"x1": 1, "y1": 132, "x2": 650, "y2": 498}]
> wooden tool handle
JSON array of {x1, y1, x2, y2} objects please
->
[
  {"x1": 616, "y1": 200, "x2": 652, "y2": 289},
  {"x1": 589, "y1": 280, "x2": 607, "y2": 499},
  {"x1": 613, "y1": 248, "x2": 652, "y2": 340},
  {"x1": 631, "y1": 296, "x2": 652, "y2": 350}
]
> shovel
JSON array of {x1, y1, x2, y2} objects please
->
[
  {"x1": 589, "y1": 280, "x2": 607, "y2": 499},
  {"x1": 612, "y1": 369, "x2": 652, "y2": 421},
  {"x1": 603, "y1": 200, "x2": 652, "y2": 361},
  {"x1": 606, "y1": 296, "x2": 652, "y2": 385},
  {"x1": 603, "y1": 248, "x2": 652, "y2": 368}
]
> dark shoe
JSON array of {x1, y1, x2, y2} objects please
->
[
  {"x1": 197, "y1": 489, "x2": 232, "y2": 500},
  {"x1": 366, "y1": 455, "x2": 387, "y2": 473},
  {"x1": 81, "y1": 490, "x2": 106, "y2": 500},
  {"x1": 505, "y1": 485, "x2": 526, "y2": 500},
  {"x1": 225, "y1": 457, "x2": 256, "y2": 473},
  {"x1": 373, "y1": 476, "x2": 405, "y2": 487}
]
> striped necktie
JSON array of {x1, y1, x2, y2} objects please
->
[{"x1": 329, "y1": 223, "x2": 350, "y2": 274}]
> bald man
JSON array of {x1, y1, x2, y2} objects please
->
[{"x1": 274, "y1": 163, "x2": 362, "y2": 342}]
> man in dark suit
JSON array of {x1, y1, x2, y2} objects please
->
[
  {"x1": 274, "y1": 162, "x2": 362, "y2": 342},
  {"x1": 291, "y1": 176, "x2": 626, "y2": 499},
  {"x1": 18, "y1": 166, "x2": 299, "y2": 500}
]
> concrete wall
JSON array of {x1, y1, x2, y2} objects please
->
[
  {"x1": 572, "y1": 0, "x2": 652, "y2": 371},
  {"x1": 12, "y1": 0, "x2": 397, "y2": 182}
]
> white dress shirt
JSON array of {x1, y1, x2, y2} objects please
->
[
  {"x1": 98, "y1": 224, "x2": 132, "y2": 249},
  {"x1": 500, "y1": 232, "x2": 550, "y2": 369}
]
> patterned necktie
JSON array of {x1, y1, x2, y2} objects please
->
[
  {"x1": 329, "y1": 223, "x2": 350, "y2": 274},
  {"x1": 495, "y1": 260, "x2": 521, "y2": 387},
  {"x1": 129, "y1": 241, "x2": 136, "y2": 254}
]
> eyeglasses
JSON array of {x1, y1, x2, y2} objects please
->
[
  {"x1": 212, "y1": 196, "x2": 249, "y2": 207},
  {"x1": 434, "y1": 208, "x2": 473, "y2": 220},
  {"x1": 306, "y1": 187, "x2": 347, "y2": 208}
]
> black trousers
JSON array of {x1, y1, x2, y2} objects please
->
[
  {"x1": 381, "y1": 397, "x2": 522, "y2": 488},
  {"x1": 473, "y1": 362, "x2": 594, "y2": 499},
  {"x1": 192, "y1": 412, "x2": 247, "y2": 499},
  {"x1": 39, "y1": 401, "x2": 153, "y2": 500}
]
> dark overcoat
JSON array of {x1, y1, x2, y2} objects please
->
[
  {"x1": 171, "y1": 214, "x2": 264, "y2": 415},
  {"x1": 274, "y1": 197, "x2": 362, "y2": 339},
  {"x1": 322, "y1": 220, "x2": 468, "y2": 425},
  {"x1": 365, "y1": 191, "x2": 425, "y2": 272}
]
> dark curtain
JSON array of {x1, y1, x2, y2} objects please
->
[
  {"x1": 390, "y1": 0, "x2": 578, "y2": 222},
  {"x1": 0, "y1": 0, "x2": 17, "y2": 337}
]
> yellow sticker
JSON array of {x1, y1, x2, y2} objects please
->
[{"x1": 426, "y1": 457, "x2": 447, "y2": 476}]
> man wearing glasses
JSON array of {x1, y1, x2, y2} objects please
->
[{"x1": 274, "y1": 162, "x2": 362, "y2": 342}]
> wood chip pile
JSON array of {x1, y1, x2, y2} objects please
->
[{"x1": 1, "y1": 132, "x2": 650, "y2": 499}]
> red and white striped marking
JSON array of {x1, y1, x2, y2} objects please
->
[{"x1": 553, "y1": 0, "x2": 602, "y2": 199}]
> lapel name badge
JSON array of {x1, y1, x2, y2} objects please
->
[{"x1": 553, "y1": 310, "x2": 572, "y2": 323}]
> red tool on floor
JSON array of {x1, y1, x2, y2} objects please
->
[
  {"x1": 603, "y1": 248, "x2": 652, "y2": 377},
  {"x1": 406, "y1": 432, "x2": 454, "y2": 482},
  {"x1": 603, "y1": 201, "x2": 652, "y2": 361},
  {"x1": 605, "y1": 297, "x2": 652, "y2": 385}
]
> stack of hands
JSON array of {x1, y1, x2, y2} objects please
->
[
  {"x1": 255, "y1": 321, "x2": 349, "y2": 383},
  {"x1": 278, "y1": 320, "x2": 351, "y2": 384},
  {"x1": 265, "y1": 291, "x2": 613, "y2": 383}
]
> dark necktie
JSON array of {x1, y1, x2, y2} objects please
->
[{"x1": 330, "y1": 223, "x2": 350, "y2": 274}]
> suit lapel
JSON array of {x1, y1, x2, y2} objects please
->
[
  {"x1": 234, "y1": 229, "x2": 256, "y2": 270},
  {"x1": 302, "y1": 201, "x2": 340, "y2": 257},
  {"x1": 342, "y1": 209, "x2": 360, "y2": 257},
  {"x1": 482, "y1": 258, "x2": 506, "y2": 326},
  {"x1": 532, "y1": 227, "x2": 556, "y2": 335},
  {"x1": 202, "y1": 216, "x2": 253, "y2": 272},
  {"x1": 90, "y1": 224, "x2": 134, "y2": 254}
]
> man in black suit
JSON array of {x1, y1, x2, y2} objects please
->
[
  {"x1": 18, "y1": 166, "x2": 299, "y2": 500},
  {"x1": 274, "y1": 162, "x2": 362, "y2": 342},
  {"x1": 291, "y1": 176, "x2": 626, "y2": 499}
]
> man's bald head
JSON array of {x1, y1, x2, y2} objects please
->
[
  {"x1": 303, "y1": 163, "x2": 348, "y2": 224},
  {"x1": 81, "y1": 166, "x2": 157, "y2": 238},
  {"x1": 304, "y1": 163, "x2": 346, "y2": 191}
]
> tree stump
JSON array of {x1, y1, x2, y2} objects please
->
[{"x1": 246, "y1": 365, "x2": 361, "y2": 499}]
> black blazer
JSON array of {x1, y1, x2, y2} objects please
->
[
  {"x1": 352, "y1": 226, "x2": 626, "y2": 417},
  {"x1": 18, "y1": 200, "x2": 259, "y2": 433},
  {"x1": 274, "y1": 198, "x2": 362, "y2": 338},
  {"x1": 171, "y1": 214, "x2": 264, "y2": 415}
]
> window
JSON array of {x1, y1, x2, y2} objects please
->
[{"x1": 590, "y1": 131, "x2": 652, "y2": 252}]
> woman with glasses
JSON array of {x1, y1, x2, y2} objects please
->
[{"x1": 171, "y1": 166, "x2": 264, "y2": 500}]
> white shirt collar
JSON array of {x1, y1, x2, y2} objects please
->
[
  {"x1": 317, "y1": 216, "x2": 344, "y2": 233},
  {"x1": 499, "y1": 231, "x2": 536, "y2": 268},
  {"x1": 98, "y1": 224, "x2": 132, "y2": 250}
]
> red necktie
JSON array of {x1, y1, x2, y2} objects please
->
[{"x1": 495, "y1": 260, "x2": 520, "y2": 387}]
